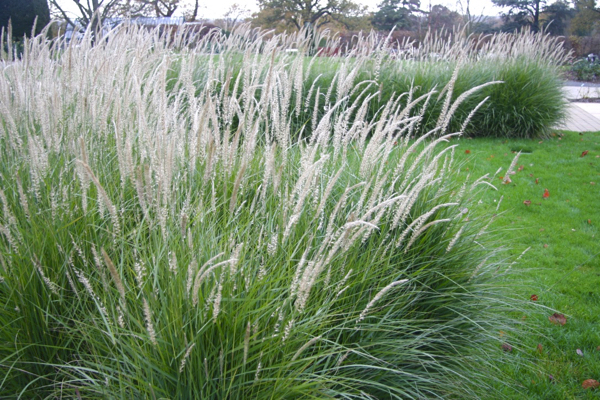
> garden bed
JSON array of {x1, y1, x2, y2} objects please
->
[{"x1": 0, "y1": 25, "x2": 577, "y2": 398}]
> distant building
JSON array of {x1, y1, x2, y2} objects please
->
[
  {"x1": 62, "y1": 16, "x2": 185, "y2": 42},
  {"x1": 129, "y1": 17, "x2": 185, "y2": 27}
]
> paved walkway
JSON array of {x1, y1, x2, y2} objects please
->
[
  {"x1": 557, "y1": 103, "x2": 600, "y2": 132},
  {"x1": 558, "y1": 85, "x2": 600, "y2": 132}
]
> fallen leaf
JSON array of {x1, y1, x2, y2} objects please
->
[
  {"x1": 588, "y1": 219, "x2": 592, "y2": 225},
  {"x1": 544, "y1": 244, "x2": 548, "y2": 248},
  {"x1": 581, "y1": 150, "x2": 589, "y2": 157},
  {"x1": 502, "y1": 343, "x2": 513, "y2": 352},
  {"x1": 518, "y1": 165, "x2": 524, "y2": 172},
  {"x1": 577, "y1": 349, "x2": 584, "y2": 357},
  {"x1": 597, "y1": 346, "x2": 600, "y2": 351},
  {"x1": 543, "y1": 188, "x2": 550, "y2": 198},
  {"x1": 537, "y1": 343, "x2": 543, "y2": 354},
  {"x1": 539, "y1": 228, "x2": 545, "y2": 232},
  {"x1": 503, "y1": 177, "x2": 512, "y2": 184},
  {"x1": 549, "y1": 313, "x2": 567, "y2": 326},
  {"x1": 529, "y1": 173, "x2": 534, "y2": 177},
  {"x1": 523, "y1": 200, "x2": 532, "y2": 206},
  {"x1": 465, "y1": 149, "x2": 471, "y2": 154},
  {"x1": 591, "y1": 182, "x2": 596, "y2": 185},
  {"x1": 582, "y1": 379, "x2": 599, "y2": 389},
  {"x1": 531, "y1": 294, "x2": 538, "y2": 301},
  {"x1": 535, "y1": 178, "x2": 539, "y2": 184}
]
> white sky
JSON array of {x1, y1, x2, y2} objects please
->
[{"x1": 53, "y1": 0, "x2": 501, "y2": 21}]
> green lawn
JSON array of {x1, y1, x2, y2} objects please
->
[{"x1": 451, "y1": 130, "x2": 600, "y2": 398}]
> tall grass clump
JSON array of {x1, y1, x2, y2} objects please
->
[
  {"x1": 170, "y1": 26, "x2": 569, "y2": 139},
  {"x1": 0, "y1": 25, "x2": 530, "y2": 398},
  {"x1": 302, "y1": 27, "x2": 570, "y2": 138}
]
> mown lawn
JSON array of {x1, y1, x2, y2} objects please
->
[{"x1": 450, "y1": 130, "x2": 600, "y2": 398}]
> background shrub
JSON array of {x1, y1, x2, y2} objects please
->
[
  {"x1": 0, "y1": 0, "x2": 50, "y2": 38},
  {"x1": 570, "y1": 58, "x2": 600, "y2": 81}
]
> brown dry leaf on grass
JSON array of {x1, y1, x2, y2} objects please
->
[
  {"x1": 523, "y1": 200, "x2": 531, "y2": 206},
  {"x1": 501, "y1": 343, "x2": 513, "y2": 352},
  {"x1": 549, "y1": 313, "x2": 567, "y2": 325},
  {"x1": 582, "y1": 379, "x2": 599, "y2": 389},
  {"x1": 581, "y1": 150, "x2": 589, "y2": 157}
]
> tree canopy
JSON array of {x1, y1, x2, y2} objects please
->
[
  {"x1": 540, "y1": 0, "x2": 572, "y2": 35},
  {"x1": 570, "y1": 0, "x2": 600, "y2": 35},
  {"x1": 492, "y1": 0, "x2": 545, "y2": 32},
  {"x1": 371, "y1": 0, "x2": 421, "y2": 31},
  {"x1": 256, "y1": 0, "x2": 359, "y2": 30},
  {"x1": 49, "y1": 0, "x2": 122, "y2": 31},
  {"x1": 0, "y1": 0, "x2": 51, "y2": 38},
  {"x1": 117, "y1": 0, "x2": 180, "y2": 17},
  {"x1": 426, "y1": 4, "x2": 461, "y2": 31}
]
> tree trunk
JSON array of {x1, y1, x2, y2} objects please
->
[
  {"x1": 189, "y1": 0, "x2": 199, "y2": 21},
  {"x1": 533, "y1": 0, "x2": 540, "y2": 32}
]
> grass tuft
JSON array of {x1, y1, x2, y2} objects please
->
[{"x1": 0, "y1": 24, "x2": 565, "y2": 398}]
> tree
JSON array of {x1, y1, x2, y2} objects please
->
[
  {"x1": 492, "y1": 0, "x2": 545, "y2": 32},
  {"x1": 426, "y1": 4, "x2": 461, "y2": 31},
  {"x1": 570, "y1": 0, "x2": 600, "y2": 35},
  {"x1": 0, "y1": 0, "x2": 51, "y2": 38},
  {"x1": 121, "y1": 0, "x2": 180, "y2": 17},
  {"x1": 255, "y1": 0, "x2": 359, "y2": 30},
  {"x1": 371, "y1": 0, "x2": 421, "y2": 31},
  {"x1": 217, "y1": 3, "x2": 251, "y2": 30},
  {"x1": 49, "y1": 0, "x2": 123, "y2": 33},
  {"x1": 456, "y1": 0, "x2": 500, "y2": 34},
  {"x1": 540, "y1": 0, "x2": 573, "y2": 35},
  {"x1": 333, "y1": 2, "x2": 371, "y2": 31}
]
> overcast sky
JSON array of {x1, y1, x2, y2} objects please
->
[{"x1": 53, "y1": 0, "x2": 501, "y2": 21}]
